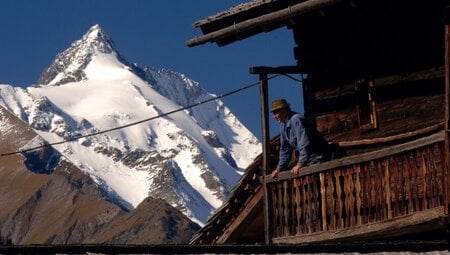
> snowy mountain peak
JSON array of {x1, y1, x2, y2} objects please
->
[
  {"x1": 38, "y1": 24, "x2": 130, "y2": 86},
  {"x1": 81, "y1": 24, "x2": 117, "y2": 54},
  {"x1": 0, "y1": 24, "x2": 262, "y2": 226}
]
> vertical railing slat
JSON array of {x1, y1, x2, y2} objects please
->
[
  {"x1": 404, "y1": 153, "x2": 414, "y2": 214},
  {"x1": 398, "y1": 155, "x2": 406, "y2": 215},
  {"x1": 306, "y1": 176, "x2": 313, "y2": 233},
  {"x1": 384, "y1": 158, "x2": 392, "y2": 219},
  {"x1": 277, "y1": 182, "x2": 284, "y2": 236},
  {"x1": 361, "y1": 163, "x2": 369, "y2": 224},
  {"x1": 320, "y1": 173, "x2": 327, "y2": 231},
  {"x1": 328, "y1": 172, "x2": 336, "y2": 230},
  {"x1": 335, "y1": 170, "x2": 343, "y2": 229},
  {"x1": 354, "y1": 165, "x2": 362, "y2": 225},
  {"x1": 345, "y1": 167, "x2": 355, "y2": 227},
  {"x1": 283, "y1": 181, "x2": 289, "y2": 235},
  {"x1": 293, "y1": 179, "x2": 302, "y2": 234},
  {"x1": 411, "y1": 151, "x2": 420, "y2": 211},
  {"x1": 301, "y1": 178, "x2": 308, "y2": 232},
  {"x1": 421, "y1": 151, "x2": 429, "y2": 209}
]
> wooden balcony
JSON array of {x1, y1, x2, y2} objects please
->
[{"x1": 265, "y1": 131, "x2": 447, "y2": 244}]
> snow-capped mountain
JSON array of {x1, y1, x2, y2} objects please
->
[{"x1": 0, "y1": 24, "x2": 261, "y2": 226}]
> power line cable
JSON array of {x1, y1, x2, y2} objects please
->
[
  {"x1": 281, "y1": 73, "x2": 303, "y2": 83},
  {"x1": 0, "y1": 74, "x2": 280, "y2": 157}
]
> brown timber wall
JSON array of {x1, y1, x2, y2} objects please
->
[
  {"x1": 313, "y1": 74, "x2": 445, "y2": 145},
  {"x1": 290, "y1": 1, "x2": 445, "y2": 150}
]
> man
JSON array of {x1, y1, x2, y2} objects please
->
[{"x1": 270, "y1": 99, "x2": 323, "y2": 179}]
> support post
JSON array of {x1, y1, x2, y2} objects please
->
[
  {"x1": 444, "y1": 24, "x2": 450, "y2": 215},
  {"x1": 258, "y1": 72, "x2": 273, "y2": 244},
  {"x1": 250, "y1": 65, "x2": 299, "y2": 244}
]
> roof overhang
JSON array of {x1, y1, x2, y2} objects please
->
[{"x1": 186, "y1": 0, "x2": 343, "y2": 47}]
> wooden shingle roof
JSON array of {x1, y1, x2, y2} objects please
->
[
  {"x1": 186, "y1": 0, "x2": 342, "y2": 47},
  {"x1": 192, "y1": 0, "x2": 276, "y2": 28},
  {"x1": 190, "y1": 136, "x2": 280, "y2": 244}
]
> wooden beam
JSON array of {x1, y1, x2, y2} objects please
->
[
  {"x1": 337, "y1": 123, "x2": 443, "y2": 147},
  {"x1": 444, "y1": 24, "x2": 450, "y2": 216},
  {"x1": 257, "y1": 71, "x2": 273, "y2": 244},
  {"x1": 186, "y1": 0, "x2": 343, "y2": 47},
  {"x1": 272, "y1": 206, "x2": 445, "y2": 244},
  {"x1": 250, "y1": 66, "x2": 300, "y2": 74}
]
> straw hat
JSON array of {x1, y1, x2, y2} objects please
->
[{"x1": 271, "y1": 99, "x2": 290, "y2": 112}]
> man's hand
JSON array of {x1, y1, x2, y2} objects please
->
[
  {"x1": 290, "y1": 164, "x2": 301, "y2": 175},
  {"x1": 271, "y1": 167, "x2": 281, "y2": 179}
]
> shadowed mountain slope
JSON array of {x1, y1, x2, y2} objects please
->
[{"x1": 0, "y1": 105, "x2": 199, "y2": 245}]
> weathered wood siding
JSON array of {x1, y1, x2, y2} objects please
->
[
  {"x1": 290, "y1": 1, "x2": 446, "y2": 152},
  {"x1": 312, "y1": 73, "x2": 444, "y2": 143}
]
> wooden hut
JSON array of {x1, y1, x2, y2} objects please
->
[{"x1": 187, "y1": 0, "x2": 450, "y2": 245}]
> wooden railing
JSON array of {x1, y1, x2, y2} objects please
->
[{"x1": 266, "y1": 132, "x2": 446, "y2": 243}]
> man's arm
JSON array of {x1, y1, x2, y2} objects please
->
[
  {"x1": 292, "y1": 115, "x2": 310, "y2": 175},
  {"x1": 271, "y1": 128, "x2": 292, "y2": 178}
]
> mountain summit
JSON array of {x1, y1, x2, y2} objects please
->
[
  {"x1": 0, "y1": 24, "x2": 261, "y2": 225},
  {"x1": 38, "y1": 24, "x2": 136, "y2": 86}
]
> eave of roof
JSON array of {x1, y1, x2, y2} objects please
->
[
  {"x1": 186, "y1": 0, "x2": 343, "y2": 47},
  {"x1": 192, "y1": 0, "x2": 277, "y2": 28}
]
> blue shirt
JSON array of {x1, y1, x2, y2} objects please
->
[{"x1": 278, "y1": 112, "x2": 322, "y2": 169}]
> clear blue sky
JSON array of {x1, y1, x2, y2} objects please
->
[{"x1": 0, "y1": 0, "x2": 304, "y2": 139}]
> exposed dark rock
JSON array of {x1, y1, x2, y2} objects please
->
[{"x1": 20, "y1": 136, "x2": 60, "y2": 174}]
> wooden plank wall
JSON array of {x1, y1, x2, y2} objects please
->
[
  {"x1": 291, "y1": 1, "x2": 445, "y2": 148},
  {"x1": 313, "y1": 76, "x2": 445, "y2": 145}
]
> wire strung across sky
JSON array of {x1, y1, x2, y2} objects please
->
[{"x1": 0, "y1": 74, "x2": 304, "y2": 157}]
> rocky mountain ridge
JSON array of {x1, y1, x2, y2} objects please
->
[{"x1": 0, "y1": 106, "x2": 199, "y2": 244}]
